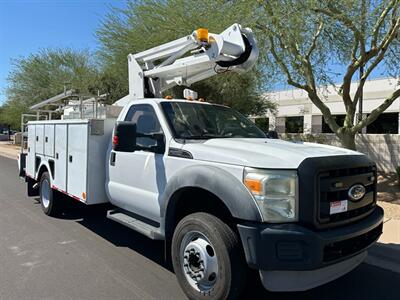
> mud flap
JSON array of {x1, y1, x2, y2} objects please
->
[
  {"x1": 18, "y1": 153, "x2": 26, "y2": 178},
  {"x1": 27, "y1": 177, "x2": 39, "y2": 197}
]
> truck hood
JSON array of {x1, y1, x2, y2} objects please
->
[{"x1": 181, "y1": 138, "x2": 361, "y2": 169}]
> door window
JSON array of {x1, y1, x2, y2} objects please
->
[{"x1": 125, "y1": 104, "x2": 162, "y2": 148}]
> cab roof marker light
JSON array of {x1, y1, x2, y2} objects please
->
[{"x1": 183, "y1": 88, "x2": 198, "y2": 101}]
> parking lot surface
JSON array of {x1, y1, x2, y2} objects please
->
[{"x1": 0, "y1": 155, "x2": 399, "y2": 299}]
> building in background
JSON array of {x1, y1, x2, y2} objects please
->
[
  {"x1": 0, "y1": 123, "x2": 9, "y2": 134},
  {"x1": 258, "y1": 78, "x2": 399, "y2": 134}
]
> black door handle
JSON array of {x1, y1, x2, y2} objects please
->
[
  {"x1": 69, "y1": 155, "x2": 73, "y2": 163},
  {"x1": 110, "y1": 152, "x2": 116, "y2": 166}
]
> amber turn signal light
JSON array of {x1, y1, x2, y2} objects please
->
[
  {"x1": 244, "y1": 178, "x2": 262, "y2": 195},
  {"x1": 196, "y1": 28, "x2": 209, "y2": 43}
]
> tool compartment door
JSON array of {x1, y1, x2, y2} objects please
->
[
  {"x1": 67, "y1": 124, "x2": 88, "y2": 201},
  {"x1": 35, "y1": 125, "x2": 45, "y2": 155},
  {"x1": 26, "y1": 124, "x2": 36, "y2": 177},
  {"x1": 44, "y1": 124, "x2": 55, "y2": 157},
  {"x1": 53, "y1": 124, "x2": 68, "y2": 192}
]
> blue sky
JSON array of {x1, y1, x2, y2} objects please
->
[
  {"x1": 0, "y1": 0, "x2": 126, "y2": 104},
  {"x1": 0, "y1": 0, "x2": 391, "y2": 105}
]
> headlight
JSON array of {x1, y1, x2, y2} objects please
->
[{"x1": 244, "y1": 168, "x2": 298, "y2": 223}]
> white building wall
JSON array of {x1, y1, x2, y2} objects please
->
[
  {"x1": 281, "y1": 133, "x2": 400, "y2": 173},
  {"x1": 266, "y1": 78, "x2": 400, "y2": 134}
]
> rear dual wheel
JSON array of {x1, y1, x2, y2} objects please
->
[{"x1": 39, "y1": 172, "x2": 62, "y2": 216}]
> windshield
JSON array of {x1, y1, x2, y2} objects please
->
[{"x1": 161, "y1": 102, "x2": 266, "y2": 139}]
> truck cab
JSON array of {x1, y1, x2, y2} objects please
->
[
  {"x1": 107, "y1": 97, "x2": 383, "y2": 295},
  {"x1": 20, "y1": 24, "x2": 383, "y2": 300}
]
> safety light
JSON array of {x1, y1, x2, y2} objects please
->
[
  {"x1": 165, "y1": 95, "x2": 173, "y2": 99},
  {"x1": 183, "y1": 88, "x2": 198, "y2": 100},
  {"x1": 112, "y1": 135, "x2": 119, "y2": 146},
  {"x1": 196, "y1": 28, "x2": 209, "y2": 44},
  {"x1": 244, "y1": 178, "x2": 262, "y2": 195}
]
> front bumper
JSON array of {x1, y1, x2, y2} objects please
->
[
  {"x1": 237, "y1": 206, "x2": 383, "y2": 271},
  {"x1": 260, "y1": 252, "x2": 367, "y2": 291}
]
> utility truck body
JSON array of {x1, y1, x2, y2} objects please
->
[
  {"x1": 25, "y1": 119, "x2": 115, "y2": 204},
  {"x1": 20, "y1": 24, "x2": 383, "y2": 300}
]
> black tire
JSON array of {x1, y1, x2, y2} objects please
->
[
  {"x1": 39, "y1": 172, "x2": 62, "y2": 216},
  {"x1": 172, "y1": 212, "x2": 247, "y2": 300}
]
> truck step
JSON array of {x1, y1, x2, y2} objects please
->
[{"x1": 107, "y1": 209, "x2": 164, "y2": 240}]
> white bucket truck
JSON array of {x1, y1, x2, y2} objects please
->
[{"x1": 19, "y1": 24, "x2": 383, "y2": 300}]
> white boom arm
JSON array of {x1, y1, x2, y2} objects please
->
[{"x1": 128, "y1": 23, "x2": 259, "y2": 99}]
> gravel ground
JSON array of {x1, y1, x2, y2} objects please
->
[
  {"x1": 378, "y1": 173, "x2": 400, "y2": 202},
  {"x1": 0, "y1": 141, "x2": 20, "y2": 159},
  {"x1": 377, "y1": 173, "x2": 400, "y2": 220},
  {"x1": 378, "y1": 201, "x2": 400, "y2": 220}
]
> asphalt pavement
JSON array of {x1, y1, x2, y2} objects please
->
[{"x1": 0, "y1": 155, "x2": 399, "y2": 300}]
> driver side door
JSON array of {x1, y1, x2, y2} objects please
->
[{"x1": 108, "y1": 104, "x2": 167, "y2": 223}]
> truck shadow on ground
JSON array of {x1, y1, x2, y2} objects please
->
[{"x1": 57, "y1": 202, "x2": 400, "y2": 300}]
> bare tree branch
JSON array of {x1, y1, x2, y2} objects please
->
[
  {"x1": 353, "y1": 17, "x2": 400, "y2": 104},
  {"x1": 260, "y1": 1, "x2": 399, "y2": 149},
  {"x1": 351, "y1": 38, "x2": 359, "y2": 62},
  {"x1": 313, "y1": 3, "x2": 368, "y2": 110},
  {"x1": 307, "y1": 90, "x2": 340, "y2": 133},
  {"x1": 266, "y1": 35, "x2": 306, "y2": 90},
  {"x1": 340, "y1": 64, "x2": 359, "y2": 109},
  {"x1": 306, "y1": 18, "x2": 324, "y2": 59},
  {"x1": 372, "y1": 0, "x2": 398, "y2": 47},
  {"x1": 353, "y1": 88, "x2": 400, "y2": 132},
  {"x1": 314, "y1": 6, "x2": 366, "y2": 57}
]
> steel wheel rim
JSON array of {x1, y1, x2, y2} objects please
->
[
  {"x1": 41, "y1": 179, "x2": 50, "y2": 209},
  {"x1": 180, "y1": 231, "x2": 218, "y2": 293}
]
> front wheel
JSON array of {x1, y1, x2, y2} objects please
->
[
  {"x1": 39, "y1": 172, "x2": 62, "y2": 216},
  {"x1": 172, "y1": 213, "x2": 246, "y2": 300}
]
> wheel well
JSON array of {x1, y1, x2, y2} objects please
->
[
  {"x1": 37, "y1": 165, "x2": 50, "y2": 182},
  {"x1": 48, "y1": 160, "x2": 55, "y2": 179},
  {"x1": 165, "y1": 187, "x2": 235, "y2": 242}
]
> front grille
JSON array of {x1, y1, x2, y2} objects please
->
[
  {"x1": 325, "y1": 166, "x2": 375, "y2": 178},
  {"x1": 323, "y1": 223, "x2": 382, "y2": 262},
  {"x1": 318, "y1": 165, "x2": 377, "y2": 227}
]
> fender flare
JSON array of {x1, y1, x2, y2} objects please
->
[
  {"x1": 35, "y1": 159, "x2": 53, "y2": 181},
  {"x1": 161, "y1": 165, "x2": 262, "y2": 230}
]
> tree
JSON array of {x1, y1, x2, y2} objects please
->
[
  {"x1": 1, "y1": 48, "x2": 102, "y2": 129},
  {"x1": 256, "y1": 0, "x2": 400, "y2": 149},
  {"x1": 96, "y1": 0, "x2": 275, "y2": 116}
]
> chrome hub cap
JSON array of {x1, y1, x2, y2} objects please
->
[
  {"x1": 181, "y1": 231, "x2": 218, "y2": 293},
  {"x1": 41, "y1": 179, "x2": 50, "y2": 209}
]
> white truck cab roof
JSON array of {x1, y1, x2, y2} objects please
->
[{"x1": 114, "y1": 96, "x2": 216, "y2": 107}]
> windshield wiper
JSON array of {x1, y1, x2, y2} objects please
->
[{"x1": 179, "y1": 133, "x2": 223, "y2": 140}]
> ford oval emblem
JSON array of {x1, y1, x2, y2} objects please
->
[{"x1": 348, "y1": 184, "x2": 366, "y2": 201}]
